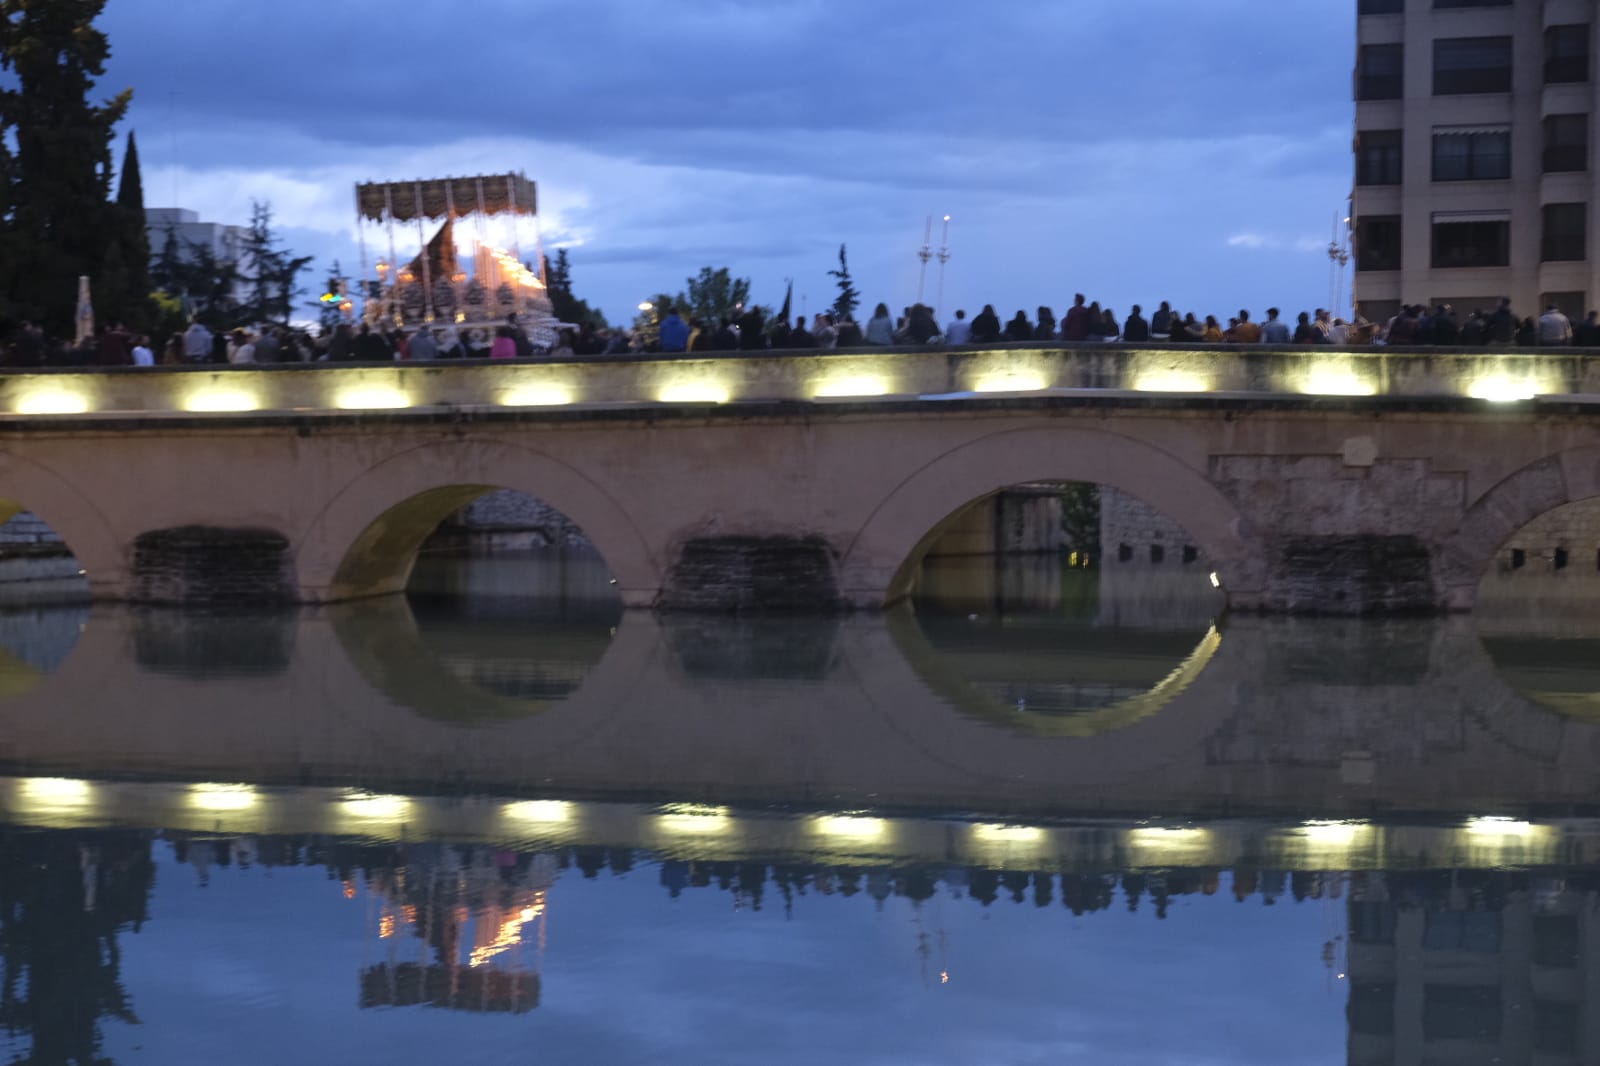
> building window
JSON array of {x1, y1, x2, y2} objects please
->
[
  {"x1": 1532, "y1": 915, "x2": 1580, "y2": 967},
  {"x1": 1357, "y1": 129, "x2": 1403, "y2": 185},
  {"x1": 1359, "y1": 43, "x2": 1404, "y2": 100},
  {"x1": 1357, "y1": 299, "x2": 1401, "y2": 326},
  {"x1": 1357, "y1": 215, "x2": 1402, "y2": 271},
  {"x1": 1432, "y1": 127, "x2": 1509, "y2": 180},
  {"x1": 1544, "y1": 291, "x2": 1586, "y2": 321},
  {"x1": 1347, "y1": 983, "x2": 1395, "y2": 1037},
  {"x1": 1359, "y1": 0, "x2": 1403, "y2": 12},
  {"x1": 1543, "y1": 114, "x2": 1588, "y2": 172},
  {"x1": 1434, "y1": 37, "x2": 1512, "y2": 94},
  {"x1": 1433, "y1": 216, "x2": 1509, "y2": 268},
  {"x1": 1534, "y1": 1000, "x2": 1579, "y2": 1055},
  {"x1": 1349, "y1": 902, "x2": 1396, "y2": 944},
  {"x1": 1542, "y1": 203, "x2": 1586, "y2": 262},
  {"x1": 1423, "y1": 909, "x2": 1502, "y2": 952},
  {"x1": 1423, "y1": 985, "x2": 1501, "y2": 1042},
  {"x1": 1546, "y1": 24, "x2": 1590, "y2": 84}
]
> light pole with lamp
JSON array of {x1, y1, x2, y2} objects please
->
[
  {"x1": 935, "y1": 215, "x2": 951, "y2": 315},
  {"x1": 915, "y1": 216, "x2": 932, "y2": 305}
]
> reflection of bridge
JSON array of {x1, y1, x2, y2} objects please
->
[
  {"x1": 2, "y1": 346, "x2": 1600, "y2": 612},
  {"x1": 0, "y1": 602, "x2": 1596, "y2": 821}
]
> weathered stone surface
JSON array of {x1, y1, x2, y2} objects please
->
[
  {"x1": 659, "y1": 535, "x2": 844, "y2": 613},
  {"x1": 131, "y1": 526, "x2": 292, "y2": 605},
  {"x1": 131, "y1": 607, "x2": 296, "y2": 677},
  {"x1": 1263, "y1": 534, "x2": 1437, "y2": 615}
]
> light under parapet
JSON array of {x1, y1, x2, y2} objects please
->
[
  {"x1": 334, "y1": 386, "x2": 411, "y2": 410},
  {"x1": 973, "y1": 371, "x2": 1048, "y2": 393},
  {"x1": 813, "y1": 374, "x2": 891, "y2": 398},
  {"x1": 14, "y1": 389, "x2": 90, "y2": 415},
  {"x1": 500, "y1": 384, "x2": 574, "y2": 407},
  {"x1": 184, "y1": 388, "x2": 261, "y2": 413},
  {"x1": 1132, "y1": 371, "x2": 1210, "y2": 393},
  {"x1": 1299, "y1": 365, "x2": 1376, "y2": 396},
  {"x1": 1468, "y1": 374, "x2": 1547, "y2": 402}
]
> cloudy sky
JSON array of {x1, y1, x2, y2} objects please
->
[{"x1": 99, "y1": 0, "x2": 1356, "y2": 327}]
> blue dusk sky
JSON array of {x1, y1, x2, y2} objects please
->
[{"x1": 97, "y1": 0, "x2": 1356, "y2": 326}]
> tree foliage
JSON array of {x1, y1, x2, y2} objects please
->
[
  {"x1": 236, "y1": 201, "x2": 312, "y2": 326},
  {"x1": 827, "y1": 244, "x2": 860, "y2": 321},
  {"x1": 684, "y1": 266, "x2": 751, "y2": 325},
  {"x1": 544, "y1": 248, "x2": 606, "y2": 327},
  {"x1": 0, "y1": 0, "x2": 133, "y2": 332}
]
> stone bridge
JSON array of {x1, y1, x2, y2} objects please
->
[{"x1": 0, "y1": 343, "x2": 1596, "y2": 612}]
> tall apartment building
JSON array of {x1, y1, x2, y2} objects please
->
[{"x1": 1353, "y1": 0, "x2": 1600, "y2": 326}]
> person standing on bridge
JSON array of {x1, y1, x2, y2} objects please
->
[
  {"x1": 1260, "y1": 308, "x2": 1291, "y2": 344},
  {"x1": 1538, "y1": 303, "x2": 1573, "y2": 346},
  {"x1": 865, "y1": 303, "x2": 895, "y2": 345},
  {"x1": 407, "y1": 326, "x2": 438, "y2": 361},
  {"x1": 1061, "y1": 294, "x2": 1090, "y2": 341},
  {"x1": 658, "y1": 307, "x2": 689, "y2": 353},
  {"x1": 182, "y1": 320, "x2": 213, "y2": 364},
  {"x1": 944, "y1": 309, "x2": 971, "y2": 345},
  {"x1": 1123, "y1": 305, "x2": 1149, "y2": 342}
]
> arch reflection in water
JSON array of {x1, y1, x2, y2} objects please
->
[{"x1": 903, "y1": 553, "x2": 1222, "y2": 737}]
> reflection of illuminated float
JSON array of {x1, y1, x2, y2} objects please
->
[{"x1": 353, "y1": 172, "x2": 558, "y2": 345}]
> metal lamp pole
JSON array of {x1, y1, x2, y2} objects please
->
[
  {"x1": 915, "y1": 216, "x2": 932, "y2": 305},
  {"x1": 935, "y1": 215, "x2": 951, "y2": 315}
]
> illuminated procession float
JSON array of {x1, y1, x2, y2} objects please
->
[{"x1": 353, "y1": 172, "x2": 559, "y2": 345}]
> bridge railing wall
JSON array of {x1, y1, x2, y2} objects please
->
[{"x1": 0, "y1": 343, "x2": 1595, "y2": 415}]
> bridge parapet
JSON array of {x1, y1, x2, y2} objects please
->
[{"x1": 0, "y1": 343, "x2": 1594, "y2": 416}]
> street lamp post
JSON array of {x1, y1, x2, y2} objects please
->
[
  {"x1": 915, "y1": 216, "x2": 932, "y2": 305},
  {"x1": 935, "y1": 215, "x2": 951, "y2": 315}
]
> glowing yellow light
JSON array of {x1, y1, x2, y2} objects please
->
[
  {"x1": 334, "y1": 386, "x2": 411, "y2": 410},
  {"x1": 658, "y1": 382, "x2": 729, "y2": 404},
  {"x1": 1209, "y1": 572, "x2": 1221, "y2": 589},
  {"x1": 637, "y1": 301, "x2": 654, "y2": 311},
  {"x1": 468, "y1": 898, "x2": 546, "y2": 967},
  {"x1": 1300, "y1": 367, "x2": 1376, "y2": 396},
  {"x1": 19, "y1": 777, "x2": 92, "y2": 806},
  {"x1": 378, "y1": 914, "x2": 396, "y2": 938},
  {"x1": 1128, "y1": 827, "x2": 1209, "y2": 844},
  {"x1": 341, "y1": 792, "x2": 411, "y2": 819},
  {"x1": 973, "y1": 823, "x2": 1045, "y2": 843},
  {"x1": 940, "y1": 970, "x2": 950, "y2": 983},
  {"x1": 973, "y1": 371, "x2": 1048, "y2": 393},
  {"x1": 500, "y1": 384, "x2": 573, "y2": 406},
  {"x1": 184, "y1": 389, "x2": 260, "y2": 413},
  {"x1": 1466, "y1": 816, "x2": 1537, "y2": 837},
  {"x1": 1469, "y1": 375, "x2": 1544, "y2": 402},
  {"x1": 1133, "y1": 372, "x2": 1210, "y2": 393},
  {"x1": 188, "y1": 783, "x2": 259, "y2": 812},
  {"x1": 657, "y1": 802, "x2": 733, "y2": 834},
  {"x1": 813, "y1": 815, "x2": 887, "y2": 840},
  {"x1": 15, "y1": 390, "x2": 89, "y2": 415},
  {"x1": 813, "y1": 375, "x2": 891, "y2": 398},
  {"x1": 504, "y1": 800, "x2": 572, "y2": 823},
  {"x1": 1298, "y1": 820, "x2": 1366, "y2": 846}
]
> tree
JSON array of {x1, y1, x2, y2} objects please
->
[
  {"x1": 236, "y1": 201, "x2": 312, "y2": 326},
  {"x1": 544, "y1": 248, "x2": 606, "y2": 327},
  {"x1": 104, "y1": 129, "x2": 149, "y2": 328},
  {"x1": 684, "y1": 266, "x2": 751, "y2": 325},
  {"x1": 827, "y1": 244, "x2": 860, "y2": 321},
  {"x1": 0, "y1": 0, "x2": 133, "y2": 332}
]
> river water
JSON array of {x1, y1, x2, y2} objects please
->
[{"x1": 0, "y1": 550, "x2": 1595, "y2": 1064}]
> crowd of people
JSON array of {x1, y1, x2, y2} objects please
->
[{"x1": 4, "y1": 293, "x2": 1595, "y2": 368}]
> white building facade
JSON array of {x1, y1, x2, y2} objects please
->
[{"x1": 1353, "y1": 0, "x2": 1600, "y2": 324}]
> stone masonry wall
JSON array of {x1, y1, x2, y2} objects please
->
[
  {"x1": 432, "y1": 490, "x2": 592, "y2": 549},
  {"x1": 1489, "y1": 497, "x2": 1600, "y2": 578},
  {"x1": 1100, "y1": 488, "x2": 1205, "y2": 568}
]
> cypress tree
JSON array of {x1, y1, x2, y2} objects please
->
[
  {"x1": 109, "y1": 129, "x2": 150, "y2": 327},
  {"x1": 0, "y1": 0, "x2": 132, "y2": 332}
]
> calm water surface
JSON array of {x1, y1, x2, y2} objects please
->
[{"x1": 0, "y1": 551, "x2": 1595, "y2": 1064}]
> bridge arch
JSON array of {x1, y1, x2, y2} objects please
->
[
  {"x1": 0, "y1": 450, "x2": 122, "y2": 597},
  {"x1": 1440, "y1": 445, "x2": 1600, "y2": 608},
  {"x1": 294, "y1": 438, "x2": 662, "y2": 605},
  {"x1": 836, "y1": 424, "x2": 1260, "y2": 608}
]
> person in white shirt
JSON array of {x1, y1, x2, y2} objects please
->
[
  {"x1": 130, "y1": 336, "x2": 154, "y2": 366},
  {"x1": 1538, "y1": 304, "x2": 1573, "y2": 346},
  {"x1": 944, "y1": 309, "x2": 972, "y2": 345},
  {"x1": 226, "y1": 329, "x2": 256, "y2": 364}
]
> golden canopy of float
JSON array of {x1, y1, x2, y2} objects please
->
[{"x1": 353, "y1": 172, "x2": 555, "y2": 340}]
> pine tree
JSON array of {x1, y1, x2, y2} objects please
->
[
  {"x1": 100, "y1": 129, "x2": 150, "y2": 328},
  {"x1": 828, "y1": 244, "x2": 860, "y2": 321},
  {"x1": 237, "y1": 201, "x2": 312, "y2": 326},
  {"x1": 0, "y1": 0, "x2": 132, "y2": 332}
]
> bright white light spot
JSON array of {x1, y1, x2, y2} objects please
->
[
  {"x1": 973, "y1": 823, "x2": 1045, "y2": 843},
  {"x1": 342, "y1": 792, "x2": 411, "y2": 819},
  {"x1": 19, "y1": 777, "x2": 93, "y2": 806},
  {"x1": 1129, "y1": 827, "x2": 1208, "y2": 844},
  {"x1": 15, "y1": 390, "x2": 89, "y2": 415},
  {"x1": 335, "y1": 386, "x2": 411, "y2": 410},
  {"x1": 658, "y1": 382, "x2": 729, "y2": 404},
  {"x1": 1133, "y1": 372, "x2": 1210, "y2": 393},
  {"x1": 184, "y1": 389, "x2": 260, "y2": 413},
  {"x1": 813, "y1": 375, "x2": 891, "y2": 398},
  {"x1": 813, "y1": 815, "x2": 887, "y2": 840},
  {"x1": 1301, "y1": 367, "x2": 1376, "y2": 397},
  {"x1": 189, "y1": 783, "x2": 259, "y2": 812},
  {"x1": 1468, "y1": 376, "x2": 1542, "y2": 403},
  {"x1": 657, "y1": 803, "x2": 733, "y2": 834},
  {"x1": 1209, "y1": 571, "x2": 1222, "y2": 589},
  {"x1": 1466, "y1": 816, "x2": 1536, "y2": 837},
  {"x1": 1299, "y1": 820, "x2": 1366, "y2": 846},
  {"x1": 973, "y1": 371, "x2": 1048, "y2": 393},
  {"x1": 504, "y1": 800, "x2": 572, "y2": 823},
  {"x1": 501, "y1": 384, "x2": 573, "y2": 407}
]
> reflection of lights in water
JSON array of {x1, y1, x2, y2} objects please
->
[
  {"x1": 973, "y1": 823, "x2": 1044, "y2": 843},
  {"x1": 1466, "y1": 816, "x2": 1536, "y2": 837},
  {"x1": 469, "y1": 895, "x2": 546, "y2": 967},
  {"x1": 378, "y1": 914, "x2": 396, "y2": 939},
  {"x1": 341, "y1": 792, "x2": 411, "y2": 820},
  {"x1": 657, "y1": 803, "x2": 733, "y2": 835},
  {"x1": 189, "y1": 783, "x2": 260, "y2": 811},
  {"x1": 813, "y1": 815, "x2": 887, "y2": 840},
  {"x1": 1127, "y1": 827, "x2": 1211, "y2": 859},
  {"x1": 1298, "y1": 820, "x2": 1366, "y2": 846},
  {"x1": 940, "y1": 971, "x2": 950, "y2": 984},
  {"x1": 19, "y1": 777, "x2": 93, "y2": 808},
  {"x1": 504, "y1": 800, "x2": 572, "y2": 823}
]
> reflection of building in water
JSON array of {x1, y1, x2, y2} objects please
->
[
  {"x1": 360, "y1": 845, "x2": 560, "y2": 1011},
  {"x1": 1345, "y1": 871, "x2": 1598, "y2": 1065},
  {"x1": 359, "y1": 845, "x2": 555, "y2": 1014}
]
